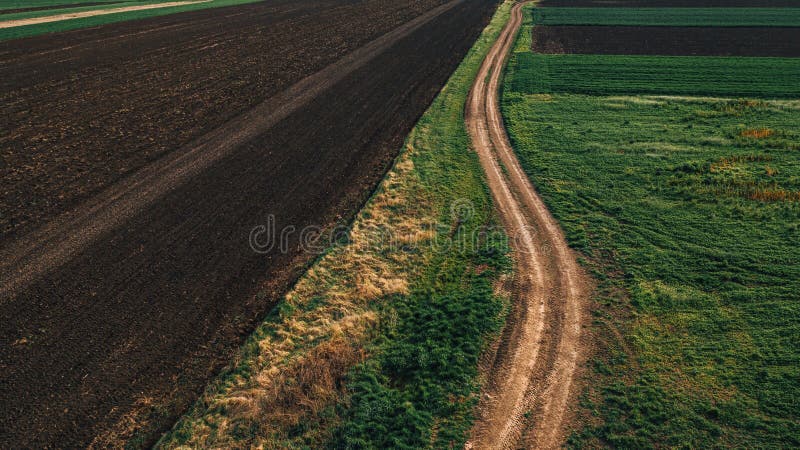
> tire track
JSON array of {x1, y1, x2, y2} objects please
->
[{"x1": 465, "y1": 2, "x2": 588, "y2": 448}]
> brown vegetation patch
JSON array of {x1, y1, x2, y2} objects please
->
[
  {"x1": 705, "y1": 180, "x2": 800, "y2": 202},
  {"x1": 209, "y1": 334, "x2": 370, "y2": 445},
  {"x1": 747, "y1": 186, "x2": 800, "y2": 202},
  {"x1": 709, "y1": 154, "x2": 772, "y2": 172},
  {"x1": 531, "y1": 25, "x2": 800, "y2": 56},
  {"x1": 740, "y1": 128, "x2": 774, "y2": 139}
]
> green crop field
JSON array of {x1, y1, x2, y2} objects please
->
[
  {"x1": 0, "y1": 0, "x2": 264, "y2": 41},
  {"x1": 503, "y1": 7, "x2": 800, "y2": 448},
  {"x1": 532, "y1": 7, "x2": 800, "y2": 26},
  {"x1": 0, "y1": 0, "x2": 205, "y2": 21},
  {"x1": 0, "y1": 0, "x2": 121, "y2": 9},
  {"x1": 508, "y1": 54, "x2": 800, "y2": 99}
]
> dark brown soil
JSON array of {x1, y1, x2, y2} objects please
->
[
  {"x1": 537, "y1": 0, "x2": 800, "y2": 6},
  {"x1": 0, "y1": 2, "x2": 121, "y2": 15},
  {"x1": 0, "y1": 0, "x2": 451, "y2": 242},
  {"x1": 0, "y1": 0, "x2": 497, "y2": 447},
  {"x1": 532, "y1": 25, "x2": 800, "y2": 56}
]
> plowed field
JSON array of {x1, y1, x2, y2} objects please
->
[
  {"x1": 531, "y1": 25, "x2": 800, "y2": 56},
  {"x1": 0, "y1": 0, "x2": 497, "y2": 447}
]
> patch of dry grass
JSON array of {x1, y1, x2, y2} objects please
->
[
  {"x1": 159, "y1": 2, "x2": 516, "y2": 445},
  {"x1": 739, "y1": 128, "x2": 774, "y2": 139},
  {"x1": 159, "y1": 138, "x2": 439, "y2": 448}
]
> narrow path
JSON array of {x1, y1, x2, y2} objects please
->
[
  {"x1": 0, "y1": 1, "x2": 210, "y2": 29},
  {"x1": 465, "y1": 2, "x2": 588, "y2": 448}
]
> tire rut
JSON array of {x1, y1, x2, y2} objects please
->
[{"x1": 465, "y1": 2, "x2": 589, "y2": 448}]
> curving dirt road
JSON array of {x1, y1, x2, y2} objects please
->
[{"x1": 465, "y1": 2, "x2": 589, "y2": 448}]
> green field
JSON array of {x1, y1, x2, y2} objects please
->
[
  {"x1": 0, "y1": 0, "x2": 207, "y2": 22},
  {"x1": 0, "y1": 0, "x2": 263, "y2": 41},
  {"x1": 503, "y1": 6, "x2": 800, "y2": 448},
  {"x1": 159, "y1": 2, "x2": 515, "y2": 448},
  {"x1": 532, "y1": 7, "x2": 800, "y2": 26},
  {"x1": 508, "y1": 54, "x2": 800, "y2": 99},
  {"x1": 0, "y1": 0, "x2": 120, "y2": 9}
]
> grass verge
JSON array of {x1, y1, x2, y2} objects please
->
[
  {"x1": 503, "y1": 6, "x2": 800, "y2": 447},
  {"x1": 157, "y1": 1, "x2": 513, "y2": 448}
]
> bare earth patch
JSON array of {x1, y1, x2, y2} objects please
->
[{"x1": 531, "y1": 25, "x2": 800, "y2": 56}]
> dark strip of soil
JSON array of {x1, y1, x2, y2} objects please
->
[
  {"x1": 532, "y1": 25, "x2": 800, "y2": 56},
  {"x1": 0, "y1": 2, "x2": 122, "y2": 15}
]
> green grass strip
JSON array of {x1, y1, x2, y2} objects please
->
[
  {"x1": 507, "y1": 53, "x2": 800, "y2": 98},
  {"x1": 0, "y1": 0, "x2": 120, "y2": 10},
  {"x1": 1, "y1": 0, "x2": 202, "y2": 21},
  {"x1": 0, "y1": 0, "x2": 264, "y2": 41}
]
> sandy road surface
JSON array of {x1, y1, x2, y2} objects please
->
[
  {"x1": 0, "y1": 1, "x2": 210, "y2": 29},
  {"x1": 465, "y1": 2, "x2": 589, "y2": 448}
]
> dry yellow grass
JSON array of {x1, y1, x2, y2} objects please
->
[
  {"x1": 739, "y1": 128, "x2": 774, "y2": 139},
  {"x1": 709, "y1": 154, "x2": 772, "y2": 173},
  {"x1": 748, "y1": 187, "x2": 800, "y2": 202},
  {"x1": 159, "y1": 139, "x2": 439, "y2": 448}
]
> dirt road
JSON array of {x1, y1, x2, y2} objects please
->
[
  {"x1": 465, "y1": 2, "x2": 589, "y2": 448},
  {"x1": 0, "y1": 0, "x2": 496, "y2": 446}
]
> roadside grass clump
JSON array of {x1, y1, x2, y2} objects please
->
[
  {"x1": 158, "y1": 2, "x2": 514, "y2": 448},
  {"x1": 502, "y1": 11, "x2": 800, "y2": 446},
  {"x1": 531, "y1": 7, "x2": 800, "y2": 27},
  {"x1": 739, "y1": 128, "x2": 774, "y2": 139}
]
